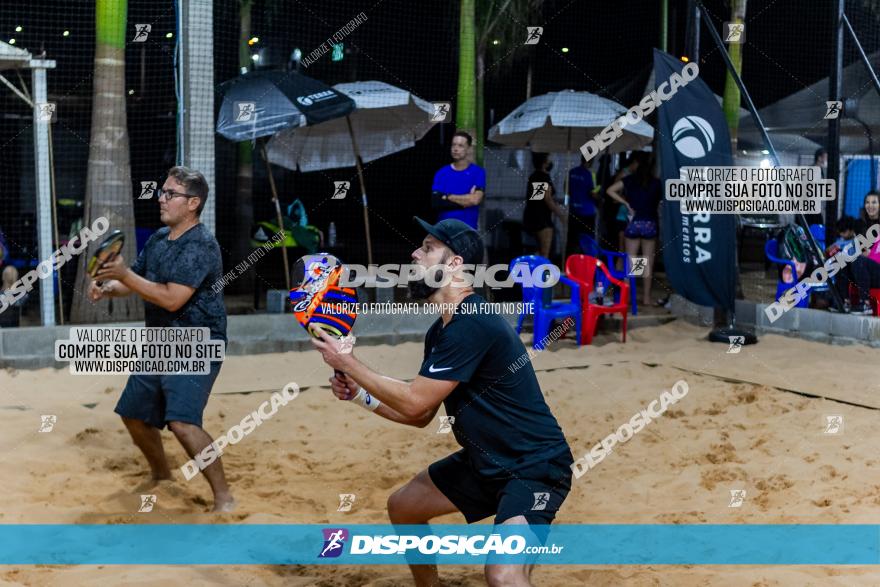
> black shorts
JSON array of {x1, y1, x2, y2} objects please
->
[
  {"x1": 114, "y1": 362, "x2": 222, "y2": 429},
  {"x1": 428, "y1": 449, "x2": 572, "y2": 526}
]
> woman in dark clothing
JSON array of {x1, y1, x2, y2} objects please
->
[
  {"x1": 523, "y1": 152, "x2": 566, "y2": 259},
  {"x1": 859, "y1": 191, "x2": 880, "y2": 230},
  {"x1": 605, "y1": 151, "x2": 662, "y2": 306}
]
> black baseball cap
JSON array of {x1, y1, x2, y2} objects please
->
[{"x1": 413, "y1": 217, "x2": 484, "y2": 265}]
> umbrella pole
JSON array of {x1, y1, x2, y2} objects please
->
[
  {"x1": 345, "y1": 116, "x2": 374, "y2": 265},
  {"x1": 560, "y1": 129, "x2": 572, "y2": 263},
  {"x1": 261, "y1": 141, "x2": 291, "y2": 291}
]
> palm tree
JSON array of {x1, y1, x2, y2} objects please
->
[
  {"x1": 232, "y1": 0, "x2": 255, "y2": 293},
  {"x1": 457, "y1": 0, "x2": 545, "y2": 166},
  {"x1": 71, "y1": 0, "x2": 142, "y2": 323},
  {"x1": 456, "y1": 0, "x2": 477, "y2": 162},
  {"x1": 722, "y1": 0, "x2": 747, "y2": 150}
]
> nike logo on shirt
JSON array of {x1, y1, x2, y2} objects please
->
[{"x1": 428, "y1": 364, "x2": 453, "y2": 373}]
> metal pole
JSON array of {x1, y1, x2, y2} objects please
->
[
  {"x1": 698, "y1": 2, "x2": 845, "y2": 311},
  {"x1": 180, "y1": 0, "x2": 216, "y2": 233},
  {"x1": 660, "y1": 0, "x2": 669, "y2": 53},
  {"x1": 31, "y1": 60, "x2": 56, "y2": 326},
  {"x1": 47, "y1": 123, "x2": 63, "y2": 324},
  {"x1": 827, "y1": 0, "x2": 844, "y2": 243},
  {"x1": 843, "y1": 14, "x2": 880, "y2": 97},
  {"x1": 842, "y1": 12, "x2": 880, "y2": 198},
  {"x1": 857, "y1": 118, "x2": 876, "y2": 192}
]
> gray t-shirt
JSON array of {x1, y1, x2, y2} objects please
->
[{"x1": 131, "y1": 224, "x2": 227, "y2": 342}]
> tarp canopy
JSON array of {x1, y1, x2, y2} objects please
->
[
  {"x1": 0, "y1": 40, "x2": 32, "y2": 71},
  {"x1": 739, "y1": 51, "x2": 880, "y2": 154}
]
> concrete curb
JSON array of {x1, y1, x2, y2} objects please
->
[
  {"x1": 0, "y1": 308, "x2": 672, "y2": 370},
  {"x1": 668, "y1": 294, "x2": 880, "y2": 347}
]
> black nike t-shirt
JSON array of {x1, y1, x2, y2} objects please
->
[
  {"x1": 419, "y1": 294, "x2": 572, "y2": 479},
  {"x1": 131, "y1": 223, "x2": 227, "y2": 343}
]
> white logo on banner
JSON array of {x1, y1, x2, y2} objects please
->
[{"x1": 672, "y1": 116, "x2": 715, "y2": 159}]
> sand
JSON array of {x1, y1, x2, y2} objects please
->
[{"x1": 2, "y1": 319, "x2": 880, "y2": 585}]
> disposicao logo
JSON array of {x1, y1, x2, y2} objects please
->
[{"x1": 319, "y1": 528, "x2": 349, "y2": 558}]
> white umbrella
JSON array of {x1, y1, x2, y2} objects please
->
[
  {"x1": 488, "y1": 89, "x2": 654, "y2": 153},
  {"x1": 489, "y1": 90, "x2": 654, "y2": 258},
  {"x1": 267, "y1": 81, "x2": 437, "y2": 264}
]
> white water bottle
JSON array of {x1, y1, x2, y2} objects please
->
[{"x1": 328, "y1": 222, "x2": 337, "y2": 247}]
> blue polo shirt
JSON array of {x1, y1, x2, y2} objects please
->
[
  {"x1": 569, "y1": 165, "x2": 597, "y2": 217},
  {"x1": 432, "y1": 163, "x2": 486, "y2": 229}
]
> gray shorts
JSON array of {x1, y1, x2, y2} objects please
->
[{"x1": 114, "y1": 362, "x2": 222, "y2": 429}]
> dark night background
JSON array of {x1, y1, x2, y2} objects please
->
[{"x1": 1, "y1": 0, "x2": 879, "y2": 306}]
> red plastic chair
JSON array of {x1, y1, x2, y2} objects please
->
[
  {"x1": 848, "y1": 283, "x2": 880, "y2": 316},
  {"x1": 565, "y1": 254, "x2": 629, "y2": 345},
  {"x1": 870, "y1": 289, "x2": 880, "y2": 316}
]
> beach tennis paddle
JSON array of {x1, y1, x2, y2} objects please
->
[
  {"x1": 87, "y1": 230, "x2": 125, "y2": 287},
  {"x1": 289, "y1": 254, "x2": 358, "y2": 378}
]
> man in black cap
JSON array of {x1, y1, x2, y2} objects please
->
[{"x1": 310, "y1": 217, "x2": 573, "y2": 587}]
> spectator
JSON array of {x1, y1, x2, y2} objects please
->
[
  {"x1": 828, "y1": 216, "x2": 877, "y2": 314},
  {"x1": 566, "y1": 154, "x2": 601, "y2": 254},
  {"x1": 600, "y1": 154, "x2": 638, "y2": 261},
  {"x1": 523, "y1": 152, "x2": 566, "y2": 259},
  {"x1": 858, "y1": 191, "x2": 880, "y2": 230},
  {"x1": 606, "y1": 152, "x2": 662, "y2": 306},
  {"x1": 430, "y1": 131, "x2": 486, "y2": 229},
  {"x1": 0, "y1": 266, "x2": 26, "y2": 328}
]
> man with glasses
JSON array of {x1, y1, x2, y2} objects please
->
[{"x1": 88, "y1": 166, "x2": 234, "y2": 512}]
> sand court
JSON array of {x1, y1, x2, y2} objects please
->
[{"x1": 2, "y1": 320, "x2": 879, "y2": 584}]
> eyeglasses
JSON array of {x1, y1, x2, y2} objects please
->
[{"x1": 156, "y1": 189, "x2": 199, "y2": 201}]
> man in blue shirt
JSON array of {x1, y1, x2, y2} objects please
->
[
  {"x1": 566, "y1": 155, "x2": 601, "y2": 254},
  {"x1": 431, "y1": 131, "x2": 486, "y2": 229}
]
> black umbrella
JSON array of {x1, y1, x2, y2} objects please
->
[
  {"x1": 216, "y1": 71, "x2": 355, "y2": 289},
  {"x1": 217, "y1": 70, "x2": 355, "y2": 141}
]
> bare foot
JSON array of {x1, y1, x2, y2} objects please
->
[
  {"x1": 135, "y1": 476, "x2": 171, "y2": 492},
  {"x1": 212, "y1": 494, "x2": 236, "y2": 512}
]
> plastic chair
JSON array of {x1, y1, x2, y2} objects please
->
[
  {"x1": 809, "y1": 224, "x2": 826, "y2": 251},
  {"x1": 579, "y1": 234, "x2": 638, "y2": 315},
  {"x1": 871, "y1": 289, "x2": 880, "y2": 316},
  {"x1": 510, "y1": 255, "x2": 582, "y2": 350},
  {"x1": 565, "y1": 255, "x2": 629, "y2": 345},
  {"x1": 764, "y1": 239, "x2": 811, "y2": 308}
]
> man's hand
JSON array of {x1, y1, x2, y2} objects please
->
[
  {"x1": 310, "y1": 325, "x2": 356, "y2": 372},
  {"x1": 94, "y1": 254, "x2": 130, "y2": 283},
  {"x1": 329, "y1": 372, "x2": 360, "y2": 401}
]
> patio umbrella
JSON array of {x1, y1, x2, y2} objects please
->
[
  {"x1": 266, "y1": 80, "x2": 438, "y2": 265},
  {"x1": 216, "y1": 70, "x2": 355, "y2": 289},
  {"x1": 489, "y1": 89, "x2": 654, "y2": 259}
]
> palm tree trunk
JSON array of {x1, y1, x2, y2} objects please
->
[
  {"x1": 722, "y1": 0, "x2": 747, "y2": 152},
  {"x1": 71, "y1": 0, "x2": 142, "y2": 323},
  {"x1": 475, "y1": 47, "x2": 485, "y2": 167},
  {"x1": 457, "y1": 0, "x2": 477, "y2": 162},
  {"x1": 234, "y1": 0, "x2": 255, "y2": 293}
]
